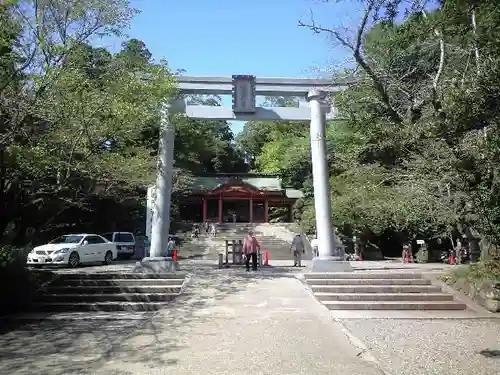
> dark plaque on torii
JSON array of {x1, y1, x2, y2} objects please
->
[{"x1": 232, "y1": 75, "x2": 256, "y2": 114}]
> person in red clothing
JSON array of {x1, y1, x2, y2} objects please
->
[{"x1": 243, "y1": 230, "x2": 260, "y2": 271}]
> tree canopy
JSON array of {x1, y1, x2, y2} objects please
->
[
  {"x1": 0, "y1": 0, "x2": 247, "y2": 245},
  {"x1": 234, "y1": 0, "x2": 500, "y2": 260},
  {"x1": 5, "y1": 0, "x2": 500, "y2": 263}
]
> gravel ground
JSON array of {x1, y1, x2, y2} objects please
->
[{"x1": 341, "y1": 319, "x2": 500, "y2": 375}]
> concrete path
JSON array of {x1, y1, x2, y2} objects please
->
[
  {"x1": 0, "y1": 264, "x2": 377, "y2": 375},
  {"x1": 3, "y1": 260, "x2": 499, "y2": 374}
]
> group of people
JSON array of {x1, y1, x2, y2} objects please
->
[
  {"x1": 402, "y1": 238, "x2": 470, "y2": 264},
  {"x1": 241, "y1": 231, "x2": 307, "y2": 271},
  {"x1": 142, "y1": 235, "x2": 176, "y2": 258},
  {"x1": 204, "y1": 221, "x2": 217, "y2": 237},
  {"x1": 192, "y1": 221, "x2": 217, "y2": 238}
]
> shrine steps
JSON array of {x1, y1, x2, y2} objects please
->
[
  {"x1": 33, "y1": 272, "x2": 187, "y2": 312},
  {"x1": 305, "y1": 272, "x2": 467, "y2": 310}
]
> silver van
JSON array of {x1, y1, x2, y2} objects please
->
[{"x1": 102, "y1": 232, "x2": 136, "y2": 260}]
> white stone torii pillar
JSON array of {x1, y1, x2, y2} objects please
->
[{"x1": 143, "y1": 75, "x2": 353, "y2": 273}]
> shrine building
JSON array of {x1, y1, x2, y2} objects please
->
[{"x1": 178, "y1": 173, "x2": 303, "y2": 223}]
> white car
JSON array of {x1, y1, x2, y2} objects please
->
[
  {"x1": 26, "y1": 234, "x2": 118, "y2": 268},
  {"x1": 102, "y1": 232, "x2": 136, "y2": 260}
]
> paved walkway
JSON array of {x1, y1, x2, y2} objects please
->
[
  {"x1": 2, "y1": 261, "x2": 500, "y2": 374},
  {"x1": 0, "y1": 265, "x2": 376, "y2": 375}
]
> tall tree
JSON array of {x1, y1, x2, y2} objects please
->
[{"x1": 0, "y1": 1, "x2": 177, "y2": 244}]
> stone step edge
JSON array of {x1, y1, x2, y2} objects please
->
[
  {"x1": 33, "y1": 301, "x2": 170, "y2": 307},
  {"x1": 309, "y1": 284, "x2": 438, "y2": 288},
  {"x1": 40, "y1": 292, "x2": 181, "y2": 298},
  {"x1": 314, "y1": 292, "x2": 454, "y2": 299},
  {"x1": 309, "y1": 286, "x2": 442, "y2": 292},
  {"x1": 46, "y1": 285, "x2": 183, "y2": 290},
  {"x1": 322, "y1": 300, "x2": 467, "y2": 308},
  {"x1": 54, "y1": 273, "x2": 187, "y2": 279},
  {"x1": 53, "y1": 279, "x2": 186, "y2": 283},
  {"x1": 306, "y1": 278, "x2": 430, "y2": 284},
  {"x1": 0, "y1": 312, "x2": 154, "y2": 321},
  {"x1": 304, "y1": 273, "x2": 423, "y2": 279}
]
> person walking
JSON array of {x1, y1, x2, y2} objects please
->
[
  {"x1": 455, "y1": 239, "x2": 463, "y2": 265},
  {"x1": 402, "y1": 243, "x2": 412, "y2": 263},
  {"x1": 311, "y1": 237, "x2": 319, "y2": 258},
  {"x1": 243, "y1": 230, "x2": 260, "y2": 271},
  {"x1": 211, "y1": 222, "x2": 217, "y2": 237},
  {"x1": 166, "y1": 236, "x2": 176, "y2": 257},
  {"x1": 143, "y1": 236, "x2": 150, "y2": 258},
  {"x1": 192, "y1": 223, "x2": 200, "y2": 239},
  {"x1": 290, "y1": 234, "x2": 305, "y2": 267}
]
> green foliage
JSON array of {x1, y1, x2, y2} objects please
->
[
  {"x1": 236, "y1": 121, "x2": 279, "y2": 167},
  {"x1": 0, "y1": 245, "x2": 15, "y2": 267},
  {"x1": 444, "y1": 256, "x2": 500, "y2": 284},
  {"x1": 268, "y1": 206, "x2": 289, "y2": 223},
  {"x1": 174, "y1": 96, "x2": 247, "y2": 174},
  {"x1": 254, "y1": 130, "x2": 310, "y2": 186},
  {"x1": 0, "y1": 0, "x2": 247, "y2": 245},
  {"x1": 236, "y1": 96, "x2": 307, "y2": 170},
  {"x1": 239, "y1": 1, "x2": 500, "y2": 265}
]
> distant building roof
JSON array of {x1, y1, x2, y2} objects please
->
[
  {"x1": 187, "y1": 173, "x2": 303, "y2": 198},
  {"x1": 284, "y1": 188, "x2": 304, "y2": 199}
]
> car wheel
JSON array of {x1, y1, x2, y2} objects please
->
[
  {"x1": 104, "y1": 251, "x2": 113, "y2": 265},
  {"x1": 68, "y1": 252, "x2": 80, "y2": 268}
]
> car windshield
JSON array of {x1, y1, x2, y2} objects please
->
[
  {"x1": 115, "y1": 233, "x2": 133, "y2": 242},
  {"x1": 49, "y1": 235, "x2": 84, "y2": 244}
]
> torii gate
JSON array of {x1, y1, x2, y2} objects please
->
[{"x1": 145, "y1": 75, "x2": 352, "y2": 272}]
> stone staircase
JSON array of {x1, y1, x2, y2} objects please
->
[
  {"x1": 34, "y1": 272, "x2": 187, "y2": 312},
  {"x1": 216, "y1": 223, "x2": 310, "y2": 262},
  {"x1": 216, "y1": 223, "x2": 261, "y2": 235},
  {"x1": 305, "y1": 271, "x2": 467, "y2": 310}
]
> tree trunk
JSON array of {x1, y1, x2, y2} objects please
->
[{"x1": 464, "y1": 226, "x2": 482, "y2": 263}]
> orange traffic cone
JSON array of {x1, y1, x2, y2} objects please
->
[
  {"x1": 173, "y1": 248, "x2": 178, "y2": 262},
  {"x1": 263, "y1": 251, "x2": 269, "y2": 266}
]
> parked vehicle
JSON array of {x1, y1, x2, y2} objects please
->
[
  {"x1": 26, "y1": 234, "x2": 117, "y2": 268},
  {"x1": 102, "y1": 232, "x2": 136, "y2": 260}
]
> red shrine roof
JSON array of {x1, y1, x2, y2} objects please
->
[{"x1": 187, "y1": 173, "x2": 303, "y2": 199}]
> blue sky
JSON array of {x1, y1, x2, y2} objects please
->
[{"x1": 105, "y1": 0, "x2": 357, "y2": 134}]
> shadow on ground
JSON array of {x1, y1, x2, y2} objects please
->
[
  {"x1": 0, "y1": 262, "x2": 301, "y2": 374},
  {"x1": 478, "y1": 349, "x2": 500, "y2": 358}
]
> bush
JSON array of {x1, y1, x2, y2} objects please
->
[
  {"x1": 442, "y1": 256, "x2": 500, "y2": 284},
  {"x1": 0, "y1": 246, "x2": 51, "y2": 316},
  {"x1": 466, "y1": 258, "x2": 500, "y2": 282}
]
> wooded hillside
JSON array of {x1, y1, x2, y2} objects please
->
[{"x1": 237, "y1": 0, "x2": 500, "y2": 261}]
